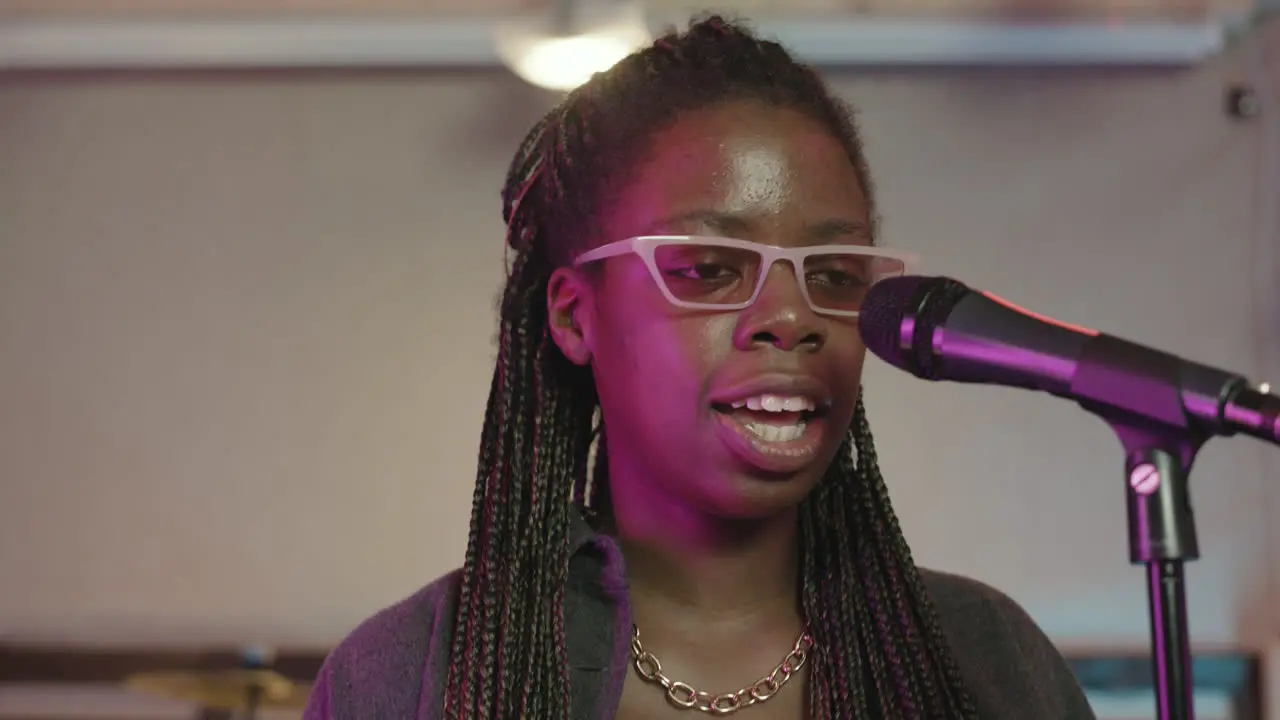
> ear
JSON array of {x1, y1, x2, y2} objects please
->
[{"x1": 547, "y1": 267, "x2": 596, "y2": 366}]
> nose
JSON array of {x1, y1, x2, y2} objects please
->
[{"x1": 733, "y1": 261, "x2": 826, "y2": 352}]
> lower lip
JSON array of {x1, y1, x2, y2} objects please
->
[{"x1": 713, "y1": 410, "x2": 826, "y2": 475}]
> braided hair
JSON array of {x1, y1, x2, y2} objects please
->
[{"x1": 443, "y1": 15, "x2": 979, "y2": 719}]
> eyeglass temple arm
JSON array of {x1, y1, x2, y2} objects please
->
[{"x1": 574, "y1": 240, "x2": 637, "y2": 265}]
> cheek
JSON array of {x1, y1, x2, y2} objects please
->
[
  {"x1": 840, "y1": 331, "x2": 868, "y2": 373},
  {"x1": 597, "y1": 312, "x2": 715, "y2": 385},
  {"x1": 592, "y1": 292, "x2": 732, "y2": 410},
  {"x1": 834, "y1": 334, "x2": 868, "y2": 408}
]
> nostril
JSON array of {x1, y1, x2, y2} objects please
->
[
  {"x1": 736, "y1": 306, "x2": 826, "y2": 352},
  {"x1": 751, "y1": 330, "x2": 822, "y2": 350},
  {"x1": 751, "y1": 331, "x2": 781, "y2": 346}
]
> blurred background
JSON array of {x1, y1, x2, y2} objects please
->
[{"x1": 0, "y1": 0, "x2": 1277, "y2": 718}]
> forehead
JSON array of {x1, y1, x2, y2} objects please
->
[{"x1": 600, "y1": 100, "x2": 871, "y2": 243}]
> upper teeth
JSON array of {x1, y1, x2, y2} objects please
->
[{"x1": 732, "y1": 394, "x2": 816, "y2": 412}]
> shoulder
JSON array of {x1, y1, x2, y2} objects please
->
[
  {"x1": 303, "y1": 569, "x2": 462, "y2": 720},
  {"x1": 921, "y1": 566, "x2": 1036, "y2": 631},
  {"x1": 919, "y1": 568, "x2": 1097, "y2": 719}
]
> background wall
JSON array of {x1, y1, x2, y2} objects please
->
[{"x1": 0, "y1": 21, "x2": 1277, "y2": 665}]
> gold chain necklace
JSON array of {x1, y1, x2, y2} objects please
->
[{"x1": 629, "y1": 625, "x2": 815, "y2": 715}]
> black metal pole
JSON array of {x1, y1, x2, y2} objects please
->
[
  {"x1": 1147, "y1": 560, "x2": 1194, "y2": 720},
  {"x1": 1125, "y1": 443, "x2": 1200, "y2": 720}
]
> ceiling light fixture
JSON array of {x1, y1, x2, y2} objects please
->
[{"x1": 492, "y1": 0, "x2": 652, "y2": 92}]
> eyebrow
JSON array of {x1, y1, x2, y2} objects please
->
[{"x1": 651, "y1": 209, "x2": 873, "y2": 242}]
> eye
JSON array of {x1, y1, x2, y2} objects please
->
[
  {"x1": 667, "y1": 262, "x2": 740, "y2": 281},
  {"x1": 806, "y1": 269, "x2": 868, "y2": 288},
  {"x1": 655, "y1": 246, "x2": 750, "y2": 284}
]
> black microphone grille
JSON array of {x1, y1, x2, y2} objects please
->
[{"x1": 859, "y1": 275, "x2": 971, "y2": 378}]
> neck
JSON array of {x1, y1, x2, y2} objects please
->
[{"x1": 603, "y1": 473, "x2": 802, "y2": 628}]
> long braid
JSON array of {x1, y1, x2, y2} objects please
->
[
  {"x1": 446, "y1": 14, "x2": 978, "y2": 719},
  {"x1": 443, "y1": 114, "x2": 596, "y2": 719},
  {"x1": 855, "y1": 401, "x2": 981, "y2": 717}
]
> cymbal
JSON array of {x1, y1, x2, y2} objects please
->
[{"x1": 124, "y1": 668, "x2": 312, "y2": 710}]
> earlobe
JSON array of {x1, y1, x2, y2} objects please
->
[{"x1": 546, "y1": 268, "x2": 594, "y2": 366}]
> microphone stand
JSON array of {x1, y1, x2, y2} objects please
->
[
  {"x1": 1108, "y1": 421, "x2": 1201, "y2": 720},
  {"x1": 1074, "y1": 335, "x2": 1207, "y2": 720}
]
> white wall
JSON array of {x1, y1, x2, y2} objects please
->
[{"x1": 0, "y1": 24, "x2": 1277, "y2": 659}]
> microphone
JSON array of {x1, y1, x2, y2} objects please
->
[{"x1": 858, "y1": 275, "x2": 1280, "y2": 447}]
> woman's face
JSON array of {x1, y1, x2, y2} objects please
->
[{"x1": 548, "y1": 99, "x2": 873, "y2": 519}]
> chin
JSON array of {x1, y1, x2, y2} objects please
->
[{"x1": 702, "y1": 469, "x2": 825, "y2": 520}]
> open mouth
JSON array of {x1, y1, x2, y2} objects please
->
[
  {"x1": 710, "y1": 392, "x2": 832, "y2": 475},
  {"x1": 711, "y1": 396, "x2": 827, "y2": 443}
]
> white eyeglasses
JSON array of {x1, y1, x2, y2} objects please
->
[{"x1": 573, "y1": 235, "x2": 919, "y2": 317}]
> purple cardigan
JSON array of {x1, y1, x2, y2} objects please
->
[{"x1": 303, "y1": 514, "x2": 1096, "y2": 718}]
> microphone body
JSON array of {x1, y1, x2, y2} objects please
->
[{"x1": 858, "y1": 276, "x2": 1280, "y2": 446}]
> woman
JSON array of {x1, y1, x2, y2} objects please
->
[{"x1": 305, "y1": 15, "x2": 1096, "y2": 720}]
